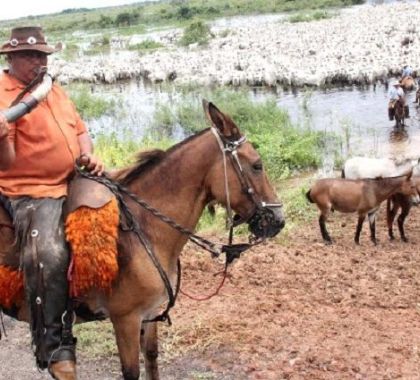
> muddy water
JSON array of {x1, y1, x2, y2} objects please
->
[
  {"x1": 273, "y1": 83, "x2": 420, "y2": 159},
  {"x1": 88, "y1": 80, "x2": 420, "y2": 167}
]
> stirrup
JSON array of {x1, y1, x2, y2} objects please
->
[{"x1": 49, "y1": 360, "x2": 77, "y2": 380}]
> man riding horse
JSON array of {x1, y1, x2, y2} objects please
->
[
  {"x1": 0, "y1": 26, "x2": 104, "y2": 380},
  {"x1": 388, "y1": 80, "x2": 408, "y2": 120},
  {"x1": 401, "y1": 65, "x2": 413, "y2": 80}
]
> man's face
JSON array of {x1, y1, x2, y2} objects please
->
[{"x1": 7, "y1": 50, "x2": 48, "y2": 84}]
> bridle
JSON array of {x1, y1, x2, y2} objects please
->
[
  {"x1": 210, "y1": 127, "x2": 283, "y2": 240},
  {"x1": 74, "y1": 127, "x2": 284, "y2": 323}
]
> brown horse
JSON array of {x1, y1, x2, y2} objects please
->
[
  {"x1": 0, "y1": 100, "x2": 285, "y2": 380},
  {"x1": 306, "y1": 172, "x2": 419, "y2": 245},
  {"x1": 400, "y1": 76, "x2": 415, "y2": 92},
  {"x1": 387, "y1": 175, "x2": 420, "y2": 242},
  {"x1": 393, "y1": 98, "x2": 406, "y2": 128}
]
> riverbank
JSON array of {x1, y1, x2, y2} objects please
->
[{"x1": 49, "y1": 2, "x2": 420, "y2": 88}]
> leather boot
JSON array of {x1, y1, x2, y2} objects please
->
[{"x1": 49, "y1": 360, "x2": 77, "y2": 380}]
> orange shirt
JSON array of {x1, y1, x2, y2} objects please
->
[{"x1": 0, "y1": 72, "x2": 87, "y2": 198}]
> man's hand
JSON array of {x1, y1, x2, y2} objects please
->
[
  {"x1": 0, "y1": 113, "x2": 10, "y2": 140},
  {"x1": 78, "y1": 153, "x2": 105, "y2": 176}
]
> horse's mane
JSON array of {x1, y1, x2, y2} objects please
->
[{"x1": 113, "y1": 128, "x2": 210, "y2": 185}]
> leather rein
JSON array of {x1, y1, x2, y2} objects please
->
[{"x1": 76, "y1": 128, "x2": 282, "y2": 324}]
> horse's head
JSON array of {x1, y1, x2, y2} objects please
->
[
  {"x1": 399, "y1": 170, "x2": 420, "y2": 206},
  {"x1": 202, "y1": 99, "x2": 285, "y2": 239}
]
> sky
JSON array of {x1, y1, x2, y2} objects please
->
[{"x1": 0, "y1": 0, "x2": 155, "y2": 21}]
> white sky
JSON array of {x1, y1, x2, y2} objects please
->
[{"x1": 0, "y1": 0, "x2": 154, "y2": 21}]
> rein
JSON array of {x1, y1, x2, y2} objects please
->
[{"x1": 74, "y1": 128, "x2": 281, "y2": 322}]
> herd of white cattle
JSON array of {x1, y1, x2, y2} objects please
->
[{"x1": 48, "y1": 2, "x2": 420, "y2": 88}]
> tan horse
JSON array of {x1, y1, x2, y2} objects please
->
[
  {"x1": 400, "y1": 76, "x2": 415, "y2": 92},
  {"x1": 0, "y1": 100, "x2": 285, "y2": 380},
  {"x1": 387, "y1": 175, "x2": 420, "y2": 242},
  {"x1": 306, "y1": 173, "x2": 419, "y2": 245}
]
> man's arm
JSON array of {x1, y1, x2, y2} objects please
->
[
  {"x1": 0, "y1": 113, "x2": 15, "y2": 171},
  {"x1": 77, "y1": 132, "x2": 105, "y2": 176}
]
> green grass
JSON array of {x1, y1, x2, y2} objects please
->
[
  {"x1": 74, "y1": 321, "x2": 117, "y2": 358},
  {"x1": 150, "y1": 88, "x2": 325, "y2": 181},
  {"x1": 65, "y1": 83, "x2": 119, "y2": 120},
  {"x1": 128, "y1": 39, "x2": 165, "y2": 51},
  {"x1": 288, "y1": 10, "x2": 334, "y2": 23},
  {"x1": 0, "y1": 0, "x2": 364, "y2": 44}
]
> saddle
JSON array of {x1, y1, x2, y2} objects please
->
[{"x1": 0, "y1": 175, "x2": 119, "y2": 311}]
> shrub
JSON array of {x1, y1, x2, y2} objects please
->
[
  {"x1": 180, "y1": 21, "x2": 212, "y2": 47},
  {"x1": 129, "y1": 39, "x2": 164, "y2": 51},
  {"x1": 150, "y1": 89, "x2": 325, "y2": 180},
  {"x1": 67, "y1": 84, "x2": 117, "y2": 120}
]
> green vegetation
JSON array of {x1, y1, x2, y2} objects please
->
[
  {"x1": 151, "y1": 88, "x2": 324, "y2": 180},
  {"x1": 277, "y1": 178, "x2": 317, "y2": 239},
  {"x1": 94, "y1": 134, "x2": 174, "y2": 169},
  {"x1": 288, "y1": 10, "x2": 333, "y2": 23},
  {"x1": 0, "y1": 0, "x2": 364, "y2": 39},
  {"x1": 128, "y1": 39, "x2": 165, "y2": 51},
  {"x1": 180, "y1": 20, "x2": 213, "y2": 46},
  {"x1": 74, "y1": 321, "x2": 117, "y2": 358},
  {"x1": 66, "y1": 84, "x2": 119, "y2": 120}
]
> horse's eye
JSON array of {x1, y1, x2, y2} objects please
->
[{"x1": 252, "y1": 162, "x2": 263, "y2": 172}]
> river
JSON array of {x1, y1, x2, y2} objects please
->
[{"x1": 87, "y1": 79, "x2": 420, "y2": 171}]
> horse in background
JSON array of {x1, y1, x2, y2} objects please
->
[
  {"x1": 387, "y1": 176, "x2": 420, "y2": 242},
  {"x1": 400, "y1": 76, "x2": 415, "y2": 92},
  {"x1": 0, "y1": 100, "x2": 285, "y2": 380},
  {"x1": 342, "y1": 156, "x2": 420, "y2": 179},
  {"x1": 393, "y1": 98, "x2": 406, "y2": 128},
  {"x1": 415, "y1": 88, "x2": 420, "y2": 106},
  {"x1": 306, "y1": 172, "x2": 419, "y2": 245}
]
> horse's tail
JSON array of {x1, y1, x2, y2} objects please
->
[
  {"x1": 305, "y1": 189, "x2": 314, "y2": 203},
  {"x1": 341, "y1": 168, "x2": 345, "y2": 178}
]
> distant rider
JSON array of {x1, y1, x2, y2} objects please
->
[
  {"x1": 388, "y1": 81, "x2": 408, "y2": 120},
  {"x1": 401, "y1": 65, "x2": 413, "y2": 80}
]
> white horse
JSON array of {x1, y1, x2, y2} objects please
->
[{"x1": 342, "y1": 156, "x2": 420, "y2": 179}]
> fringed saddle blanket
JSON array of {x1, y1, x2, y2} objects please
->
[{"x1": 0, "y1": 196, "x2": 120, "y2": 309}]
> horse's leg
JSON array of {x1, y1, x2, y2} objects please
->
[
  {"x1": 318, "y1": 212, "x2": 332, "y2": 245},
  {"x1": 112, "y1": 311, "x2": 142, "y2": 380},
  {"x1": 140, "y1": 322, "x2": 160, "y2": 380},
  {"x1": 397, "y1": 203, "x2": 411, "y2": 243},
  {"x1": 368, "y1": 211, "x2": 377, "y2": 245},
  {"x1": 354, "y1": 214, "x2": 365, "y2": 245},
  {"x1": 387, "y1": 198, "x2": 398, "y2": 240}
]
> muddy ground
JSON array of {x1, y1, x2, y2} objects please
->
[{"x1": 1, "y1": 206, "x2": 420, "y2": 379}]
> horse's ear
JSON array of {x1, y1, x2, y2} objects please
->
[
  {"x1": 202, "y1": 99, "x2": 240, "y2": 139},
  {"x1": 405, "y1": 169, "x2": 413, "y2": 180}
]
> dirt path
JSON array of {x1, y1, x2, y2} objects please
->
[{"x1": 2, "y1": 207, "x2": 420, "y2": 379}]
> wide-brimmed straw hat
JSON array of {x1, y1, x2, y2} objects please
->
[{"x1": 0, "y1": 26, "x2": 61, "y2": 55}]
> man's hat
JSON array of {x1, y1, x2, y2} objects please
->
[
  {"x1": 392, "y1": 80, "x2": 401, "y2": 86},
  {"x1": 0, "y1": 26, "x2": 61, "y2": 55}
]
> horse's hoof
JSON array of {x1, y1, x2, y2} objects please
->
[
  {"x1": 402, "y1": 238, "x2": 408, "y2": 243},
  {"x1": 324, "y1": 240, "x2": 333, "y2": 246}
]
